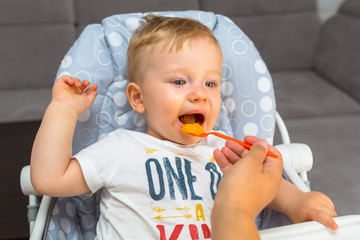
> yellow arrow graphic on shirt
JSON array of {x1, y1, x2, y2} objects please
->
[
  {"x1": 152, "y1": 206, "x2": 191, "y2": 213},
  {"x1": 173, "y1": 153, "x2": 200, "y2": 158},
  {"x1": 145, "y1": 148, "x2": 160, "y2": 154},
  {"x1": 154, "y1": 213, "x2": 192, "y2": 220}
]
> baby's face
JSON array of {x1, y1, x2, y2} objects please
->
[{"x1": 138, "y1": 38, "x2": 223, "y2": 144}]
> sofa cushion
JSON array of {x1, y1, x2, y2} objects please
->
[
  {"x1": 0, "y1": 25, "x2": 75, "y2": 89},
  {"x1": 340, "y1": 0, "x2": 360, "y2": 18},
  {"x1": 0, "y1": 0, "x2": 74, "y2": 24},
  {"x1": 314, "y1": 3, "x2": 360, "y2": 102},
  {"x1": 0, "y1": 88, "x2": 51, "y2": 123},
  {"x1": 272, "y1": 71, "x2": 360, "y2": 119}
]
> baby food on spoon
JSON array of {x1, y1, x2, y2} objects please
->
[{"x1": 181, "y1": 123, "x2": 278, "y2": 158}]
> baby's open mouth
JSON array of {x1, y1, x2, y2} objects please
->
[{"x1": 178, "y1": 114, "x2": 205, "y2": 125}]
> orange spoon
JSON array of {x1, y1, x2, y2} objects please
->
[{"x1": 181, "y1": 123, "x2": 278, "y2": 158}]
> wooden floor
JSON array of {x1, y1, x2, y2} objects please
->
[{"x1": 0, "y1": 121, "x2": 40, "y2": 239}]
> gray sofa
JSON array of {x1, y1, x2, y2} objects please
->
[{"x1": 1, "y1": 0, "x2": 359, "y2": 238}]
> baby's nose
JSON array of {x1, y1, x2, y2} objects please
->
[{"x1": 189, "y1": 84, "x2": 207, "y2": 102}]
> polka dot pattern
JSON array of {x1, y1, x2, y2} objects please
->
[
  {"x1": 48, "y1": 10, "x2": 275, "y2": 239},
  {"x1": 47, "y1": 191, "x2": 102, "y2": 240}
]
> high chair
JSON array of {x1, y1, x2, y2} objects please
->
[{"x1": 20, "y1": 10, "x2": 359, "y2": 240}]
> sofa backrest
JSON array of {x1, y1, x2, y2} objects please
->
[
  {"x1": 75, "y1": 0, "x2": 199, "y2": 33},
  {"x1": 1, "y1": 0, "x2": 321, "y2": 91},
  {"x1": 314, "y1": 0, "x2": 360, "y2": 102},
  {"x1": 201, "y1": 0, "x2": 321, "y2": 72},
  {"x1": 74, "y1": 0, "x2": 321, "y2": 73},
  {"x1": 0, "y1": 0, "x2": 75, "y2": 89}
]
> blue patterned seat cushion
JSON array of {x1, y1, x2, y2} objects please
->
[{"x1": 45, "y1": 10, "x2": 282, "y2": 239}]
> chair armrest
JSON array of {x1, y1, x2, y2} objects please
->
[
  {"x1": 276, "y1": 143, "x2": 313, "y2": 173},
  {"x1": 21, "y1": 165, "x2": 41, "y2": 196}
]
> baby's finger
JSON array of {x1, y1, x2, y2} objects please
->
[
  {"x1": 72, "y1": 78, "x2": 82, "y2": 88},
  {"x1": 314, "y1": 191, "x2": 336, "y2": 212},
  {"x1": 64, "y1": 76, "x2": 82, "y2": 88},
  {"x1": 80, "y1": 80, "x2": 91, "y2": 90},
  {"x1": 88, "y1": 83, "x2": 98, "y2": 92},
  {"x1": 333, "y1": 209, "x2": 338, "y2": 218},
  {"x1": 314, "y1": 212, "x2": 339, "y2": 231},
  {"x1": 84, "y1": 83, "x2": 98, "y2": 96},
  {"x1": 59, "y1": 75, "x2": 74, "y2": 85},
  {"x1": 327, "y1": 217, "x2": 339, "y2": 231}
]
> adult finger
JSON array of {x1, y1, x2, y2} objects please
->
[
  {"x1": 213, "y1": 149, "x2": 232, "y2": 174},
  {"x1": 245, "y1": 140, "x2": 269, "y2": 165},
  {"x1": 220, "y1": 145, "x2": 242, "y2": 165},
  {"x1": 244, "y1": 136, "x2": 261, "y2": 145},
  {"x1": 247, "y1": 140, "x2": 282, "y2": 182},
  {"x1": 245, "y1": 136, "x2": 281, "y2": 160},
  {"x1": 225, "y1": 140, "x2": 247, "y2": 159}
]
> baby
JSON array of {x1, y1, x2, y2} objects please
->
[{"x1": 31, "y1": 15, "x2": 337, "y2": 239}]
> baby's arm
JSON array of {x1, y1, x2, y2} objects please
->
[
  {"x1": 30, "y1": 76, "x2": 97, "y2": 197},
  {"x1": 268, "y1": 179, "x2": 338, "y2": 230},
  {"x1": 215, "y1": 136, "x2": 338, "y2": 230}
]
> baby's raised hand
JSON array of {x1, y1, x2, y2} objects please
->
[
  {"x1": 288, "y1": 191, "x2": 338, "y2": 230},
  {"x1": 52, "y1": 75, "x2": 98, "y2": 115}
]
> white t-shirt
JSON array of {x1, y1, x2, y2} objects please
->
[{"x1": 75, "y1": 129, "x2": 226, "y2": 239}]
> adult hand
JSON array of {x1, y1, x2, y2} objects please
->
[{"x1": 211, "y1": 137, "x2": 283, "y2": 240}]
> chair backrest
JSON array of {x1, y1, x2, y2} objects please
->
[
  {"x1": 47, "y1": 10, "x2": 277, "y2": 239},
  {"x1": 57, "y1": 10, "x2": 276, "y2": 155}
]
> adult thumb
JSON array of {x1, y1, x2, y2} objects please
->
[{"x1": 248, "y1": 140, "x2": 268, "y2": 164}]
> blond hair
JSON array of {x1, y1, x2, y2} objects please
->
[{"x1": 127, "y1": 14, "x2": 222, "y2": 82}]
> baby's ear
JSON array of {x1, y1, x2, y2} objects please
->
[{"x1": 126, "y1": 82, "x2": 145, "y2": 113}]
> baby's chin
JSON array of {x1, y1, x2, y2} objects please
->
[
  {"x1": 146, "y1": 129, "x2": 201, "y2": 145},
  {"x1": 177, "y1": 135, "x2": 202, "y2": 145}
]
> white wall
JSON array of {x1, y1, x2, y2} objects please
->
[{"x1": 317, "y1": 0, "x2": 345, "y2": 22}]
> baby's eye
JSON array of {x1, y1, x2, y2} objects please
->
[
  {"x1": 173, "y1": 79, "x2": 186, "y2": 86},
  {"x1": 205, "y1": 82, "x2": 217, "y2": 88}
]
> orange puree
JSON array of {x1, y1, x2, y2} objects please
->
[{"x1": 181, "y1": 123, "x2": 205, "y2": 136}]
